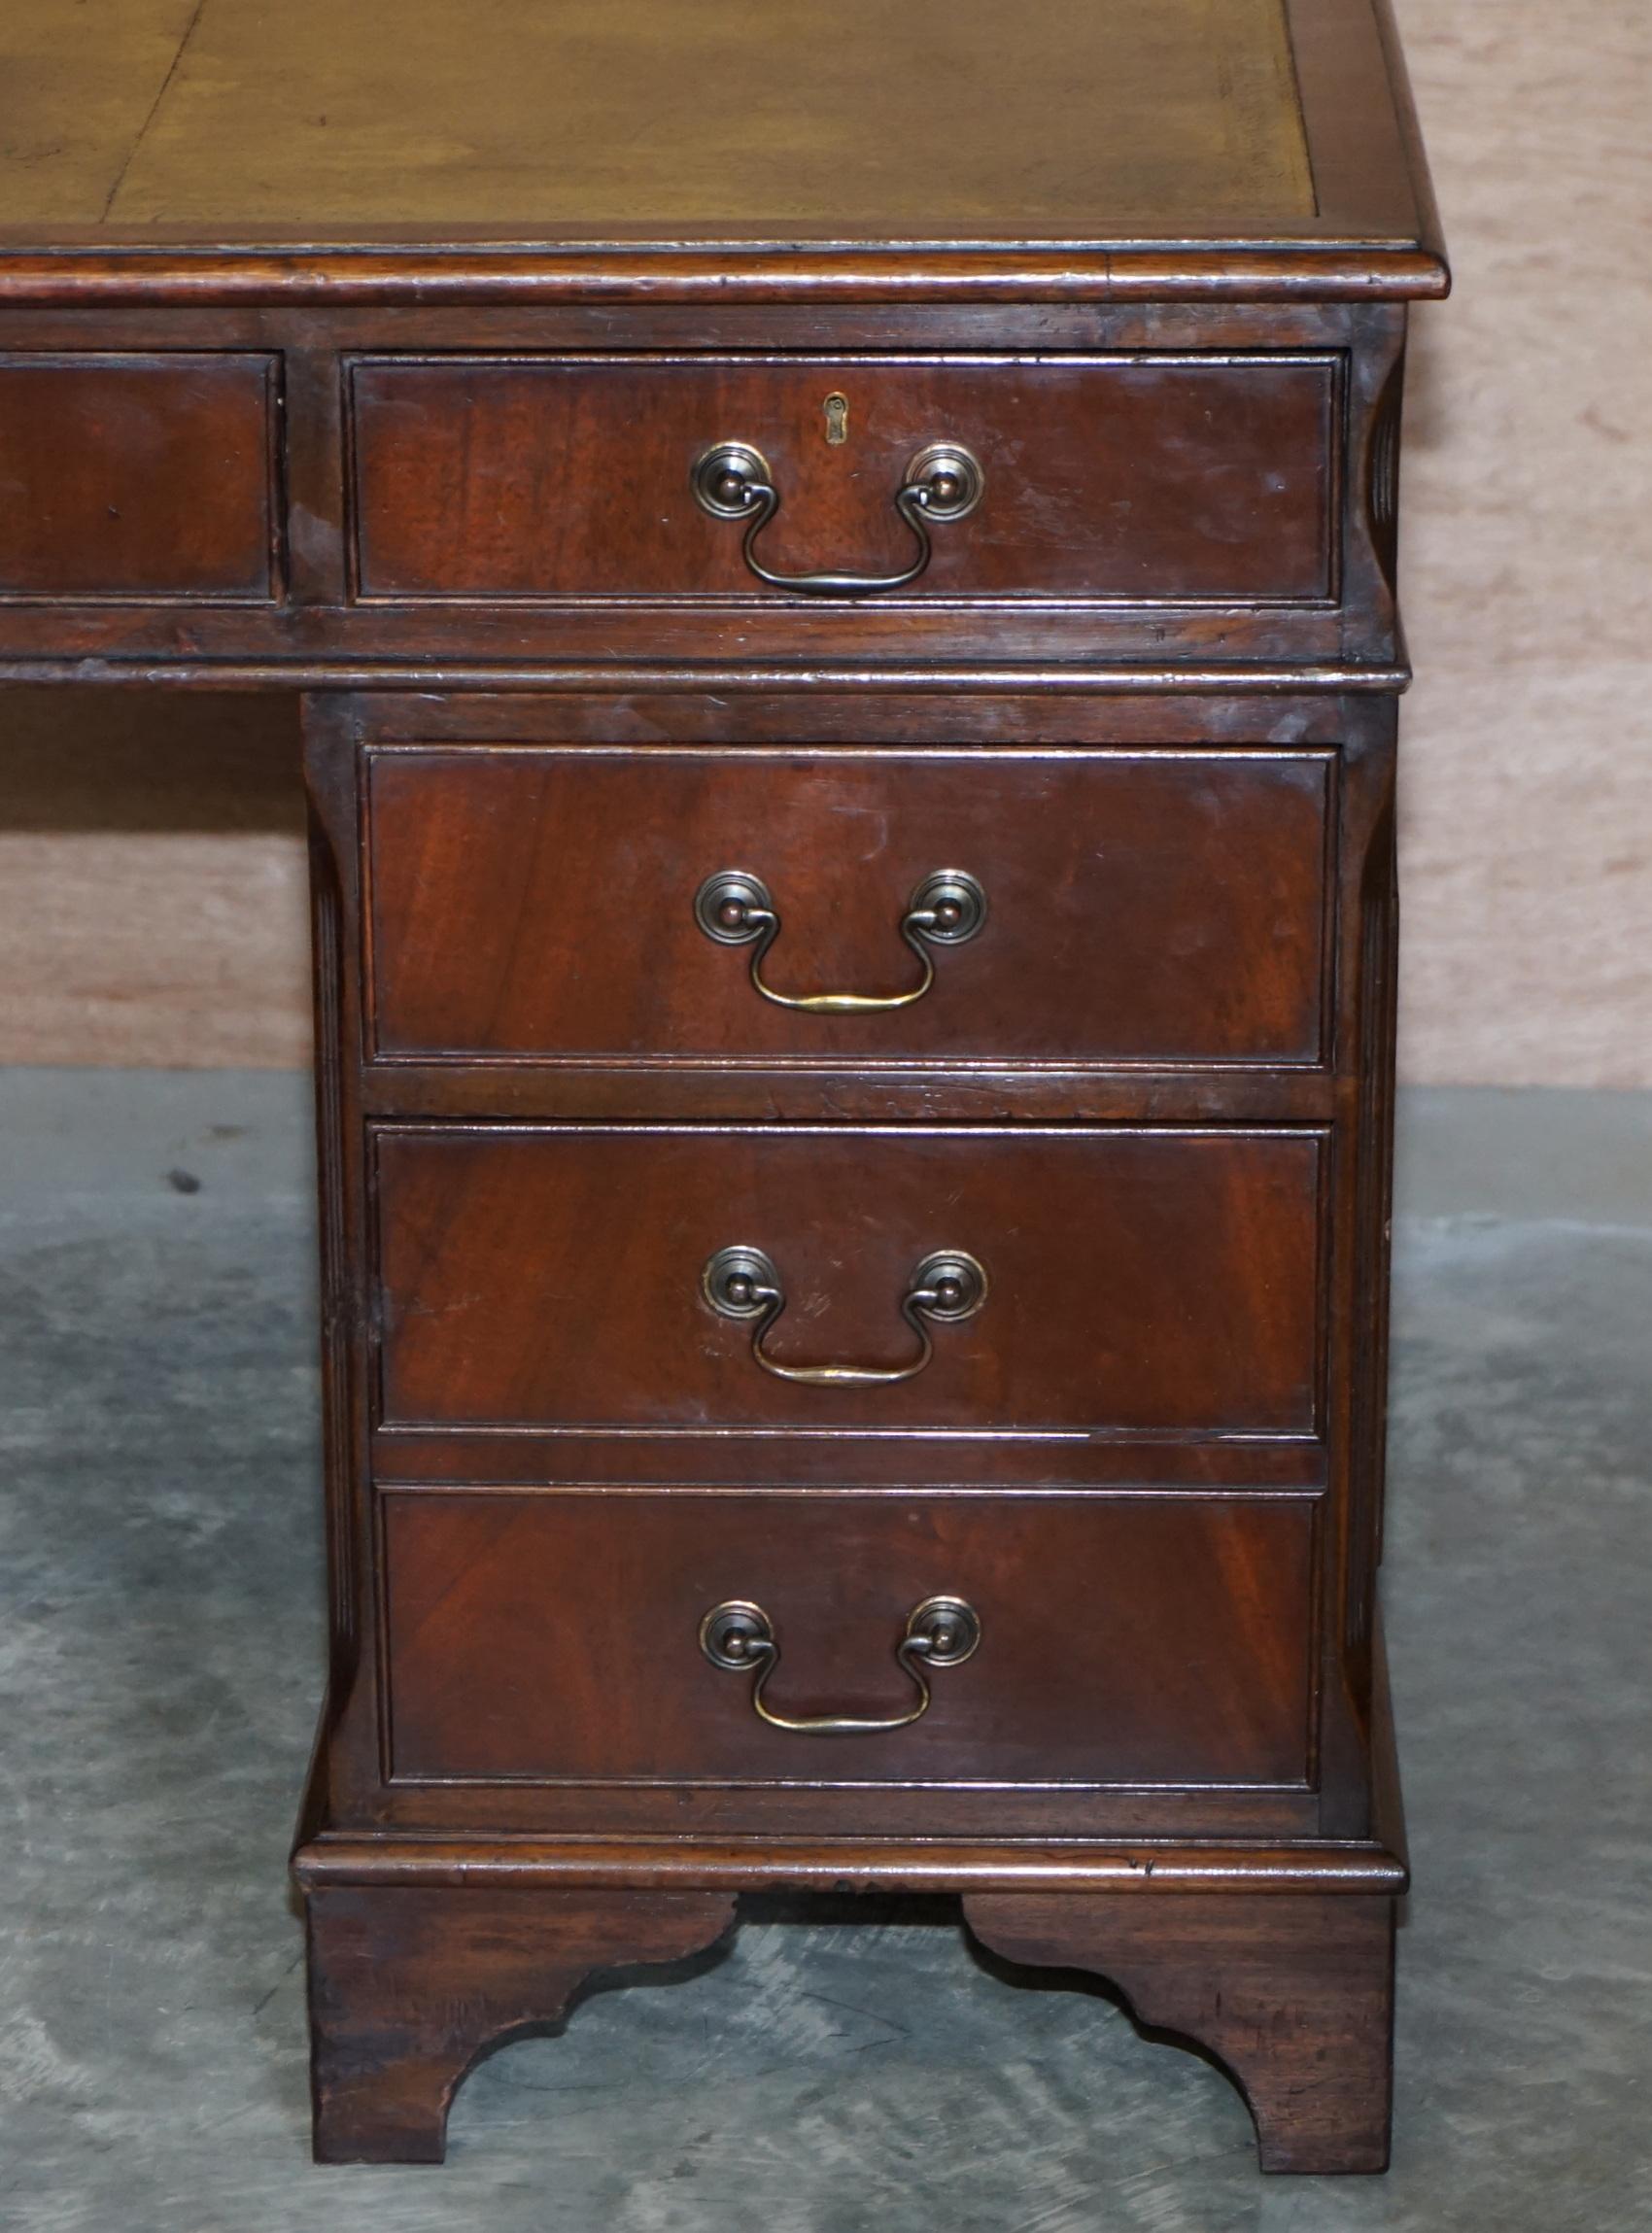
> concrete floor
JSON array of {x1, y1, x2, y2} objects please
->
[{"x1": 1, "y1": 1072, "x2": 1648, "y2": 2232}]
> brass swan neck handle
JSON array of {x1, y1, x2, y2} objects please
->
[
  {"x1": 694, "y1": 868, "x2": 986, "y2": 1013},
  {"x1": 699, "y1": 1597, "x2": 981, "y2": 1735},
  {"x1": 691, "y1": 439, "x2": 983, "y2": 598},
  {"x1": 702, "y1": 1246, "x2": 987, "y2": 1387}
]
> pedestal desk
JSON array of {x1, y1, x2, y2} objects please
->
[{"x1": 0, "y1": 0, "x2": 1447, "y2": 2173}]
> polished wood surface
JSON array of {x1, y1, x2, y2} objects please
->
[
  {"x1": 363, "y1": 745, "x2": 1333, "y2": 1066},
  {"x1": 964, "y1": 1891, "x2": 1397, "y2": 2174},
  {"x1": 0, "y1": 354, "x2": 276, "y2": 599},
  {"x1": 298, "y1": 1836, "x2": 1408, "y2": 1897},
  {"x1": 372, "y1": 1124, "x2": 1325, "y2": 1435},
  {"x1": 0, "y1": 302, "x2": 1407, "y2": 674},
  {"x1": 307, "y1": 1885, "x2": 736, "y2": 2163},
  {"x1": 350, "y1": 355, "x2": 1338, "y2": 603},
  {"x1": 298, "y1": 683, "x2": 1395, "y2": 1868},
  {"x1": 290, "y1": 571, "x2": 1406, "y2": 2163},
  {"x1": 382, "y1": 1491, "x2": 1316, "y2": 1788},
  {"x1": 0, "y1": 0, "x2": 1444, "y2": 2174}
]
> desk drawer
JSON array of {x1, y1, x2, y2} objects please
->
[
  {"x1": 373, "y1": 1124, "x2": 1324, "y2": 1437},
  {"x1": 348, "y1": 354, "x2": 1338, "y2": 606},
  {"x1": 381, "y1": 1490, "x2": 1316, "y2": 1788},
  {"x1": 0, "y1": 354, "x2": 277, "y2": 601},
  {"x1": 363, "y1": 746, "x2": 1333, "y2": 1068}
]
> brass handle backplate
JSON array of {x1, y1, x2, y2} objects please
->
[
  {"x1": 690, "y1": 438, "x2": 983, "y2": 597},
  {"x1": 694, "y1": 868, "x2": 985, "y2": 1013},
  {"x1": 699, "y1": 1596, "x2": 981, "y2": 1735},
  {"x1": 702, "y1": 1245, "x2": 987, "y2": 1386}
]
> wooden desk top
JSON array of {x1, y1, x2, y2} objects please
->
[{"x1": 0, "y1": 0, "x2": 1445, "y2": 301}]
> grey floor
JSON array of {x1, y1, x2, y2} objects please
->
[{"x1": 1, "y1": 1071, "x2": 1648, "y2": 2233}]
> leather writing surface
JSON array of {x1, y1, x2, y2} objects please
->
[{"x1": 0, "y1": 0, "x2": 1313, "y2": 239}]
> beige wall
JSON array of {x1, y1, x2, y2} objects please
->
[
  {"x1": 0, "y1": 690, "x2": 310, "y2": 1069},
  {"x1": 1, "y1": 0, "x2": 1647, "y2": 1082},
  {"x1": 1394, "y1": 0, "x2": 1652, "y2": 1086}
]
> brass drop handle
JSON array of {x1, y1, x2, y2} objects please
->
[
  {"x1": 691, "y1": 439, "x2": 983, "y2": 597},
  {"x1": 694, "y1": 868, "x2": 986, "y2": 1013},
  {"x1": 700, "y1": 1596, "x2": 981, "y2": 1735},
  {"x1": 702, "y1": 1246, "x2": 987, "y2": 1386}
]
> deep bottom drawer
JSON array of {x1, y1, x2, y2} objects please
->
[{"x1": 382, "y1": 1491, "x2": 1317, "y2": 1789}]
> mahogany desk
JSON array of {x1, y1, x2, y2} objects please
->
[{"x1": 0, "y1": 0, "x2": 1447, "y2": 2172}]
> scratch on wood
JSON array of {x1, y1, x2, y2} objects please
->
[{"x1": 100, "y1": 0, "x2": 211, "y2": 223}]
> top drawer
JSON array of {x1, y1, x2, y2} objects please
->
[
  {"x1": 347, "y1": 354, "x2": 1339, "y2": 607},
  {"x1": 0, "y1": 354, "x2": 278, "y2": 602}
]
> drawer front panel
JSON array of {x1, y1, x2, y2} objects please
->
[
  {"x1": 364, "y1": 746, "x2": 1333, "y2": 1068},
  {"x1": 348, "y1": 355, "x2": 1337, "y2": 605},
  {"x1": 0, "y1": 355, "x2": 277, "y2": 601},
  {"x1": 373, "y1": 1125, "x2": 1324, "y2": 1436},
  {"x1": 382, "y1": 1491, "x2": 1316, "y2": 1788}
]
